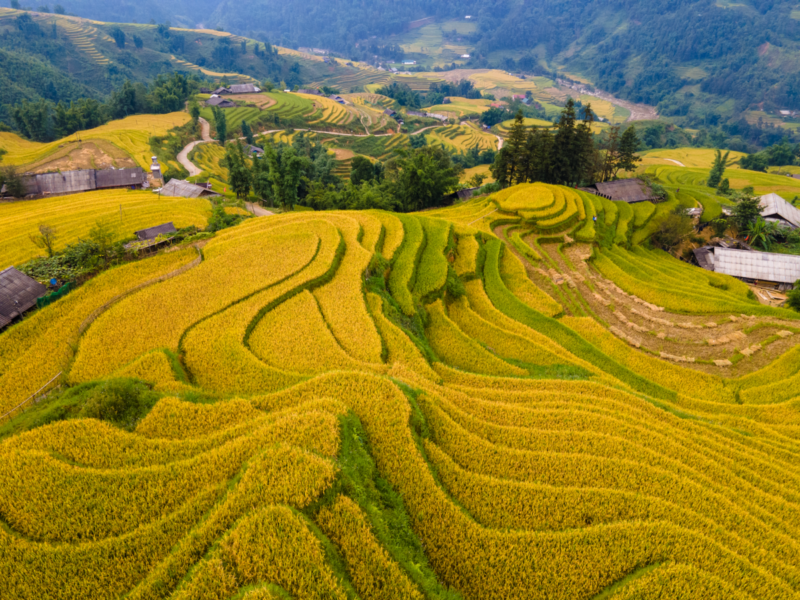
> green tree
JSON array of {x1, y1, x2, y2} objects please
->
[
  {"x1": 224, "y1": 142, "x2": 252, "y2": 199},
  {"x1": 651, "y1": 207, "x2": 693, "y2": 251},
  {"x1": 732, "y1": 196, "x2": 762, "y2": 233},
  {"x1": 787, "y1": 282, "x2": 800, "y2": 313},
  {"x1": 88, "y1": 219, "x2": 117, "y2": 266},
  {"x1": 189, "y1": 100, "x2": 200, "y2": 122},
  {"x1": 551, "y1": 98, "x2": 581, "y2": 186},
  {"x1": 251, "y1": 153, "x2": 273, "y2": 204},
  {"x1": 617, "y1": 126, "x2": 642, "y2": 176},
  {"x1": 490, "y1": 147, "x2": 512, "y2": 188},
  {"x1": 110, "y1": 27, "x2": 126, "y2": 49},
  {"x1": 746, "y1": 217, "x2": 777, "y2": 250},
  {"x1": 717, "y1": 178, "x2": 731, "y2": 196},
  {"x1": 0, "y1": 165, "x2": 26, "y2": 198},
  {"x1": 350, "y1": 155, "x2": 377, "y2": 186},
  {"x1": 505, "y1": 110, "x2": 529, "y2": 185},
  {"x1": 385, "y1": 146, "x2": 461, "y2": 212},
  {"x1": 241, "y1": 119, "x2": 254, "y2": 145},
  {"x1": 707, "y1": 149, "x2": 731, "y2": 188},
  {"x1": 133, "y1": 34, "x2": 143, "y2": 49},
  {"x1": 29, "y1": 223, "x2": 58, "y2": 257},
  {"x1": 212, "y1": 106, "x2": 227, "y2": 145},
  {"x1": 711, "y1": 218, "x2": 728, "y2": 238},
  {"x1": 262, "y1": 79, "x2": 274, "y2": 92}
]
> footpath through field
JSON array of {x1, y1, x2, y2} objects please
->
[{"x1": 176, "y1": 118, "x2": 214, "y2": 176}]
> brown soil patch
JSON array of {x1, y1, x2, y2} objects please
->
[
  {"x1": 332, "y1": 148, "x2": 355, "y2": 160},
  {"x1": 24, "y1": 140, "x2": 135, "y2": 174},
  {"x1": 235, "y1": 94, "x2": 277, "y2": 109}
]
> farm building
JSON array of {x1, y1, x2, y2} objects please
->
[
  {"x1": 134, "y1": 222, "x2": 177, "y2": 241},
  {"x1": 96, "y1": 168, "x2": 148, "y2": 190},
  {"x1": 0, "y1": 267, "x2": 47, "y2": 331},
  {"x1": 160, "y1": 179, "x2": 219, "y2": 198},
  {"x1": 206, "y1": 96, "x2": 236, "y2": 108},
  {"x1": 760, "y1": 193, "x2": 800, "y2": 229},
  {"x1": 329, "y1": 95, "x2": 346, "y2": 104},
  {"x1": 384, "y1": 108, "x2": 397, "y2": 118},
  {"x1": 212, "y1": 87, "x2": 232, "y2": 95},
  {"x1": 125, "y1": 223, "x2": 179, "y2": 252},
  {"x1": 4, "y1": 168, "x2": 147, "y2": 197},
  {"x1": 247, "y1": 145, "x2": 264, "y2": 156},
  {"x1": 228, "y1": 84, "x2": 262, "y2": 94},
  {"x1": 297, "y1": 89, "x2": 321, "y2": 95},
  {"x1": 695, "y1": 247, "x2": 800, "y2": 289},
  {"x1": 587, "y1": 179, "x2": 660, "y2": 204}
]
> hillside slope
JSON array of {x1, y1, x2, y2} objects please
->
[
  {"x1": 1, "y1": 182, "x2": 799, "y2": 599},
  {"x1": 56, "y1": 0, "x2": 800, "y2": 120}
]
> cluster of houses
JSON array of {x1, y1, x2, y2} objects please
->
[
  {"x1": 204, "y1": 83, "x2": 262, "y2": 108},
  {"x1": 693, "y1": 193, "x2": 800, "y2": 291}
]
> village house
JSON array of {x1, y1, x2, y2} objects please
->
[
  {"x1": 0, "y1": 267, "x2": 47, "y2": 331},
  {"x1": 760, "y1": 193, "x2": 800, "y2": 229}
]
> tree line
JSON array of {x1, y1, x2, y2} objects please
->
[
  {"x1": 221, "y1": 133, "x2": 462, "y2": 213},
  {"x1": 9, "y1": 73, "x2": 199, "y2": 142},
  {"x1": 490, "y1": 100, "x2": 641, "y2": 188}
]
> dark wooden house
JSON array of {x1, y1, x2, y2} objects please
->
[
  {"x1": 588, "y1": 179, "x2": 661, "y2": 203},
  {"x1": 0, "y1": 267, "x2": 47, "y2": 330}
]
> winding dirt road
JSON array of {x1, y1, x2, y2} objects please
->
[{"x1": 176, "y1": 118, "x2": 214, "y2": 176}]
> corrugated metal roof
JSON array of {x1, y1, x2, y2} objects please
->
[
  {"x1": 693, "y1": 246, "x2": 715, "y2": 271},
  {"x1": 135, "y1": 222, "x2": 177, "y2": 241},
  {"x1": 36, "y1": 170, "x2": 96, "y2": 195},
  {"x1": 229, "y1": 84, "x2": 261, "y2": 94},
  {"x1": 593, "y1": 179, "x2": 659, "y2": 203},
  {"x1": 0, "y1": 267, "x2": 47, "y2": 323},
  {"x1": 160, "y1": 179, "x2": 218, "y2": 198},
  {"x1": 714, "y1": 248, "x2": 800, "y2": 284},
  {"x1": 206, "y1": 97, "x2": 236, "y2": 107},
  {"x1": 96, "y1": 168, "x2": 146, "y2": 189},
  {"x1": 760, "y1": 193, "x2": 800, "y2": 228}
]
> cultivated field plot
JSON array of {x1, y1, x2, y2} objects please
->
[
  {"x1": 426, "y1": 124, "x2": 498, "y2": 152},
  {"x1": 648, "y1": 164, "x2": 800, "y2": 197},
  {"x1": 641, "y1": 148, "x2": 748, "y2": 169},
  {"x1": 0, "y1": 190, "x2": 211, "y2": 269},
  {"x1": 1, "y1": 181, "x2": 800, "y2": 600},
  {"x1": 0, "y1": 113, "x2": 190, "y2": 170},
  {"x1": 426, "y1": 97, "x2": 495, "y2": 118}
]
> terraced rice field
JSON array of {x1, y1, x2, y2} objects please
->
[
  {"x1": 0, "y1": 113, "x2": 190, "y2": 170},
  {"x1": 343, "y1": 93, "x2": 395, "y2": 109},
  {"x1": 0, "y1": 190, "x2": 211, "y2": 269},
  {"x1": 426, "y1": 97, "x2": 495, "y2": 118},
  {"x1": 1, "y1": 178, "x2": 800, "y2": 600},
  {"x1": 641, "y1": 148, "x2": 748, "y2": 169},
  {"x1": 426, "y1": 124, "x2": 498, "y2": 152},
  {"x1": 647, "y1": 164, "x2": 800, "y2": 198}
]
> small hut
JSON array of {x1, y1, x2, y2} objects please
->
[
  {"x1": 589, "y1": 179, "x2": 661, "y2": 204},
  {"x1": 0, "y1": 267, "x2": 47, "y2": 330},
  {"x1": 160, "y1": 179, "x2": 219, "y2": 198}
]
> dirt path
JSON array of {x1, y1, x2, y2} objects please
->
[
  {"x1": 246, "y1": 203, "x2": 275, "y2": 217},
  {"x1": 664, "y1": 158, "x2": 686, "y2": 167},
  {"x1": 177, "y1": 118, "x2": 215, "y2": 177}
]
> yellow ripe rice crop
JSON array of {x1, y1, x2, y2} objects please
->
[
  {"x1": 69, "y1": 223, "x2": 322, "y2": 382},
  {"x1": 2, "y1": 174, "x2": 800, "y2": 600},
  {"x1": 317, "y1": 495, "x2": 424, "y2": 600},
  {"x1": 0, "y1": 113, "x2": 190, "y2": 169},
  {"x1": 0, "y1": 248, "x2": 197, "y2": 414},
  {"x1": 249, "y1": 290, "x2": 383, "y2": 374},
  {"x1": 0, "y1": 190, "x2": 210, "y2": 269}
]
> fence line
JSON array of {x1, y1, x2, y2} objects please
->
[
  {"x1": 0, "y1": 372, "x2": 63, "y2": 423},
  {"x1": 2, "y1": 246, "x2": 203, "y2": 425}
]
